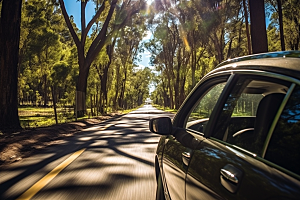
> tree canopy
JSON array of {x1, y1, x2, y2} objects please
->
[{"x1": 0, "y1": 0, "x2": 299, "y2": 130}]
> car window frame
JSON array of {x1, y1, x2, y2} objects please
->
[
  {"x1": 172, "y1": 72, "x2": 233, "y2": 130},
  {"x1": 205, "y1": 69, "x2": 300, "y2": 180}
]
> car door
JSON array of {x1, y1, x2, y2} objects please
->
[
  {"x1": 185, "y1": 72, "x2": 300, "y2": 200},
  {"x1": 162, "y1": 74, "x2": 230, "y2": 200}
]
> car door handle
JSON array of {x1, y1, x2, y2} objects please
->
[
  {"x1": 220, "y1": 168, "x2": 239, "y2": 184},
  {"x1": 220, "y1": 164, "x2": 243, "y2": 193},
  {"x1": 182, "y1": 152, "x2": 190, "y2": 166}
]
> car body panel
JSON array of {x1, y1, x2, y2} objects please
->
[
  {"x1": 153, "y1": 51, "x2": 300, "y2": 200},
  {"x1": 186, "y1": 138, "x2": 300, "y2": 200},
  {"x1": 162, "y1": 135, "x2": 187, "y2": 200}
]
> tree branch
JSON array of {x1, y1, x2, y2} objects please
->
[
  {"x1": 81, "y1": 1, "x2": 87, "y2": 45},
  {"x1": 86, "y1": 0, "x2": 118, "y2": 66},
  {"x1": 84, "y1": 2, "x2": 106, "y2": 38},
  {"x1": 58, "y1": 0, "x2": 80, "y2": 48}
]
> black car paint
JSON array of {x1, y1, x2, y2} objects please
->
[{"x1": 153, "y1": 51, "x2": 300, "y2": 200}]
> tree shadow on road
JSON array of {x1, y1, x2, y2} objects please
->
[{"x1": 0, "y1": 112, "x2": 173, "y2": 200}]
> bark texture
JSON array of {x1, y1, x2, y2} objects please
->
[
  {"x1": 249, "y1": 0, "x2": 268, "y2": 53},
  {"x1": 0, "y1": 0, "x2": 22, "y2": 130}
]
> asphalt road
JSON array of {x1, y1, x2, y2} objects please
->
[{"x1": 0, "y1": 105, "x2": 174, "y2": 200}]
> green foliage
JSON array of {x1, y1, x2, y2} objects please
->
[
  {"x1": 19, "y1": 106, "x2": 75, "y2": 128},
  {"x1": 149, "y1": 0, "x2": 298, "y2": 109},
  {"x1": 16, "y1": 0, "x2": 299, "y2": 126},
  {"x1": 19, "y1": 0, "x2": 77, "y2": 109}
]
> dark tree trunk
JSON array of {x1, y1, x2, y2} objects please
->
[
  {"x1": 249, "y1": 0, "x2": 268, "y2": 53},
  {"x1": 0, "y1": 0, "x2": 22, "y2": 130},
  {"x1": 43, "y1": 74, "x2": 48, "y2": 107},
  {"x1": 277, "y1": 0, "x2": 285, "y2": 51},
  {"x1": 101, "y1": 66, "x2": 108, "y2": 113},
  {"x1": 243, "y1": 0, "x2": 252, "y2": 54},
  {"x1": 100, "y1": 41, "x2": 115, "y2": 114},
  {"x1": 51, "y1": 86, "x2": 58, "y2": 124}
]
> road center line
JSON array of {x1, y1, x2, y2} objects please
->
[{"x1": 16, "y1": 148, "x2": 86, "y2": 200}]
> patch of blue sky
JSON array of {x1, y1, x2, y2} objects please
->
[{"x1": 64, "y1": 1, "x2": 95, "y2": 34}]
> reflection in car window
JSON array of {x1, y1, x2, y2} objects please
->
[
  {"x1": 186, "y1": 82, "x2": 226, "y2": 133},
  {"x1": 266, "y1": 85, "x2": 300, "y2": 175},
  {"x1": 212, "y1": 76, "x2": 289, "y2": 156}
]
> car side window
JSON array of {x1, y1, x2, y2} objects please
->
[
  {"x1": 265, "y1": 85, "x2": 300, "y2": 176},
  {"x1": 212, "y1": 76, "x2": 290, "y2": 156},
  {"x1": 186, "y1": 82, "x2": 226, "y2": 133}
]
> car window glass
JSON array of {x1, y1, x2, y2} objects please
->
[
  {"x1": 186, "y1": 82, "x2": 226, "y2": 133},
  {"x1": 265, "y1": 85, "x2": 300, "y2": 175},
  {"x1": 212, "y1": 76, "x2": 289, "y2": 156}
]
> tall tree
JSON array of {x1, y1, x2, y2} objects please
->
[
  {"x1": 0, "y1": 0, "x2": 22, "y2": 130},
  {"x1": 58, "y1": 0, "x2": 145, "y2": 117},
  {"x1": 277, "y1": 0, "x2": 285, "y2": 51},
  {"x1": 243, "y1": 0, "x2": 252, "y2": 54},
  {"x1": 266, "y1": 0, "x2": 285, "y2": 51},
  {"x1": 283, "y1": 0, "x2": 300, "y2": 50},
  {"x1": 249, "y1": 0, "x2": 268, "y2": 53}
]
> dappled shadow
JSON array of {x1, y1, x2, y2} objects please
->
[
  {"x1": 0, "y1": 114, "x2": 124, "y2": 166},
  {"x1": 0, "y1": 109, "x2": 169, "y2": 199}
]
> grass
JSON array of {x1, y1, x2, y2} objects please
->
[
  {"x1": 19, "y1": 106, "x2": 75, "y2": 128},
  {"x1": 18, "y1": 105, "x2": 142, "y2": 128},
  {"x1": 152, "y1": 104, "x2": 177, "y2": 113}
]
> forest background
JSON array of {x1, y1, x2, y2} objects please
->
[{"x1": 0, "y1": 0, "x2": 299, "y2": 130}]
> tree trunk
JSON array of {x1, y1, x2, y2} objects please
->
[
  {"x1": 191, "y1": 50, "x2": 196, "y2": 88},
  {"x1": 90, "y1": 94, "x2": 94, "y2": 116},
  {"x1": 114, "y1": 65, "x2": 120, "y2": 110},
  {"x1": 0, "y1": 0, "x2": 22, "y2": 130},
  {"x1": 51, "y1": 86, "x2": 58, "y2": 124},
  {"x1": 101, "y1": 66, "x2": 109, "y2": 114},
  {"x1": 179, "y1": 76, "x2": 186, "y2": 105},
  {"x1": 43, "y1": 74, "x2": 48, "y2": 107},
  {"x1": 167, "y1": 74, "x2": 174, "y2": 109},
  {"x1": 96, "y1": 86, "x2": 99, "y2": 116},
  {"x1": 277, "y1": 0, "x2": 285, "y2": 51},
  {"x1": 243, "y1": 0, "x2": 252, "y2": 54},
  {"x1": 249, "y1": 0, "x2": 268, "y2": 53},
  {"x1": 76, "y1": 59, "x2": 89, "y2": 117}
]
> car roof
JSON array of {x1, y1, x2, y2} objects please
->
[{"x1": 208, "y1": 51, "x2": 300, "y2": 79}]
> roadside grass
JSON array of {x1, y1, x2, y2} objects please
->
[
  {"x1": 19, "y1": 107, "x2": 75, "y2": 128},
  {"x1": 18, "y1": 106, "x2": 141, "y2": 128},
  {"x1": 152, "y1": 104, "x2": 177, "y2": 113}
]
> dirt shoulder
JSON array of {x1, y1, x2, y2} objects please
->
[{"x1": 0, "y1": 114, "x2": 121, "y2": 168}]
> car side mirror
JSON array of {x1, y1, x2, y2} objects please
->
[{"x1": 149, "y1": 117, "x2": 172, "y2": 135}]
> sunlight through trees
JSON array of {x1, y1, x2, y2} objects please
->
[{"x1": 0, "y1": 0, "x2": 299, "y2": 129}]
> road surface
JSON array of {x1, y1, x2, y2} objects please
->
[{"x1": 0, "y1": 105, "x2": 174, "y2": 200}]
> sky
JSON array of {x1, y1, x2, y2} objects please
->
[{"x1": 64, "y1": 1, "x2": 152, "y2": 70}]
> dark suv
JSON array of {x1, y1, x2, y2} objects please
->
[{"x1": 150, "y1": 51, "x2": 300, "y2": 200}]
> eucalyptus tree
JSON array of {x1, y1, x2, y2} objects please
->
[
  {"x1": 92, "y1": 39, "x2": 112, "y2": 114},
  {"x1": 51, "y1": 61, "x2": 72, "y2": 123},
  {"x1": 113, "y1": 16, "x2": 146, "y2": 109},
  {"x1": 249, "y1": 0, "x2": 268, "y2": 53},
  {"x1": 282, "y1": 0, "x2": 300, "y2": 50},
  {"x1": 129, "y1": 67, "x2": 152, "y2": 107},
  {"x1": 266, "y1": 0, "x2": 300, "y2": 51},
  {"x1": 243, "y1": 0, "x2": 252, "y2": 54},
  {"x1": 146, "y1": 13, "x2": 181, "y2": 109},
  {"x1": 0, "y1": 0, "x2": 22, "y2": 130},
  {"x1": 58, "y1": 0, "x2": 146, "y2": 116},
  {"x1": 266, "y1": 0, "x2": 285, "y2": 51},
  {"x1": 151, "y1": 72, "x2": 170, "y2": 108},
  {"x1": 19, "y1": 0, "x2": 64, "y2": 107}
]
